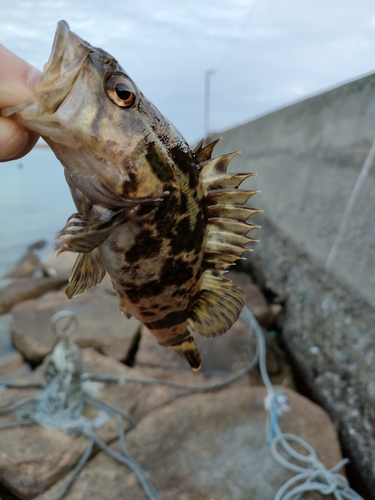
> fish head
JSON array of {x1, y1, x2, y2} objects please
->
[{"x1": 2, "y1": 20, "x2": 183, "y2": 207}]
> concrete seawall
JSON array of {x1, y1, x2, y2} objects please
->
[
  {"x1": 216, "y1": 72, "x2": 375, "y2": 307},
  {"x1": 214, "y1": 73, "x2": 375, "y2": 496}
]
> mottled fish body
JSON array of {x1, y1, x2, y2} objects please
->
[{"x1": 2, "y1": 21, "x2": 260, "y2": 369}]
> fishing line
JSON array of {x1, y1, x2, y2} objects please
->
[
  {"x1": 214, "y1": 0, "x2": 260, "y2": 71},
  {"x1": 325, "y1": 134, "x2": 375, "y2": 274}
]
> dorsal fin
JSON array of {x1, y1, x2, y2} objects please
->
[
  {"x1": 194, "y1": 138, "x2": 222, "y2": 164},
  {"x1": 65, "y1": 249, "x2": 106, "y2": 299},
  {"x1": 188, "y1": 271, "x2": 245, "y2": 337},
  {"x1": 189, "y1": 140, "x2": 261, "y2": 336}
]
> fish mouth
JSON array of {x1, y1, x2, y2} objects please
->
[{"x1": 32, "y1": 20, "x2": 92, "y2": 114}]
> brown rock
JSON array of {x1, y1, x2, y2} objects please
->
[
  {"x1": 0, "y1": 351, "x2": 24, "y2": 375},
  {"x1": 28, "y1": 240, "x2": 47, "y2": 252},
  {"x1": 35, "y1": 387, "x2": 342, "y2": 500},
  {"x1": 137, "y1": 323, "x2": 256, "y2": 384},
  {"x1": 227, "y1": 270, "x2": 274, "y2": 328},
  {"x1": 0, "y1": 348, "x2": 193, "y2": 499},
  {"x1": 0, "y1": 277, "x2": 67, "y2": 315},
  {"x1": 0, "y1": 363, "x2": 32, "y2": 382},
  {"x1": 43, "y1": 251, "x2": 78, "y2": 280},
  {"x1": 11, "y1": 286, "x2": 140, "y2": 364},
  {"x1": 3, "y1": 252, "x2": 43, "y2": 279}
]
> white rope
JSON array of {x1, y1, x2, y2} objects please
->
[{"x1": 240, "y1": 305, "x2": 364, "y2": 500}]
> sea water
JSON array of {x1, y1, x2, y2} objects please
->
[{"x1": 0, "y1": 146, "x2": 74, "y2": 276}]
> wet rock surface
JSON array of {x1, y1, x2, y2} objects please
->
[
  {"x1": 10, "y1": 285, "x2": 140, "y2": 364},
  {"x1": 0, "y1": 276, "x2": 67, "y2": 315},
  {"x1": 35, "y1": 387, "x2": 341, "y2": 500}
]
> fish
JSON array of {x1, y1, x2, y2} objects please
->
[{"x1": 2, "y1": 20, "x2": 261, "y2": 370}]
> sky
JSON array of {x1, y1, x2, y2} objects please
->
[{"x1": 1, "y1": 0, "x2": 375, "y2": 143}]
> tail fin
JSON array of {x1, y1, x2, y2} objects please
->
[{"x1": 169, "y1": 334, "x2": 201, "y2": 371}]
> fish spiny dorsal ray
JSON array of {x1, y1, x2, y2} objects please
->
[
  {"x1": 188, "y1": 138, "x2": 261, "y2": 338},
  {"x1": 193, "y1": 137, "x2": 222, "y2": 164}
]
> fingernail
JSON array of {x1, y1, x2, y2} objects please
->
[{"x1": 0, "y1": 129, "x2": 29, "y2": 160}]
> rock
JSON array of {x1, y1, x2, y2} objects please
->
[
  {"x1": 0, "y1": 313, "x2": 30, "y2": 380},
  {"x1": 0, "y1": 277, "x2": 67, "y2": 315},
  {"x1": 137, "y1": 323, "x2": 256, "y2": 381},
  {"x1": 43, "y1": 251, "x2": 78, "y2": 280},
  {"x1": 0, "y1": 351, "x2": 24, "y2": 375},
  {"x1": 0, "y1": 348, "x2": 194, "y2": 498},
  {"x1": 35, "y1": 386, "x2": 342, "y2": 500},
  {"x1": 3, "y1": 252, "x2": 43, "y2": 279},
  {"x1": 28, "y1": 240, "x2": 47, "y2": 252},
  {"x1": 11, "y1": 287, "x2": 140, "y2": 364},
  {"x1": 0, "y1": 363, "x2": 32, "y2": 382},
  {"x1": 137, "y1": 322, "x2": 294, "y2": 389},
  {"x1": 0, "y1": 314, "x2": 13, "y2": 354},
  {"x1": 270, "y1": 303, "x2": 283, "y2": 316},
  {"x1": 227, "y1": 270, "x2": 274, "y2": 328}
]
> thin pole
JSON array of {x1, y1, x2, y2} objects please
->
[{"x1": 204, "y1": 69, "x2": 215, "y2": 140}]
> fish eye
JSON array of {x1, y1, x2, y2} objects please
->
[{"x1": 105, "y1": 75, "x2": 136, "y2": 108}]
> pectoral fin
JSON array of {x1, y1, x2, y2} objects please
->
[
  {"x1": 55, "y1": 209, "x2": 127, "y2": 254},
  {"x1": 65, "y1": 249, "x2": 106, "y2": 299}
]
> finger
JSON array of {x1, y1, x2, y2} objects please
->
[
  {"x1": 0, "y1": 44, "x2": 42, "y2": 108},
  {"x1": 0, "y1": 117, "x2": 39, "y2": 162},
  {"x1": 0, "y1": 45, "x2": 42, "y2": 161}
]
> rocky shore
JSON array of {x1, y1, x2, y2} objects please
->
[{"x1": 0, "y1": 244, "x2": 347, "y2": 499}]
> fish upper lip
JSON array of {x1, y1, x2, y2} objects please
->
[
  {"x1": 43, "y1": 20, "x2": 71, "y2": 73},
  {"x1": 32, "y1": 20, "x2": 92, "y2": 114}
]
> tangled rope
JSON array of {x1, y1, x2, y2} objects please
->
[
  {"x1": 240, "y1": 306, "x2": 363, "y2": 500},
  {"x1": 0, "y1": 307, "x2": 364, "y2": 500},
  {"x1": 0, "y1": 310, "x2": 160, "y2": 500}
]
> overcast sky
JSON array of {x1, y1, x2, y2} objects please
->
[{"x1": 1, "y1": 0, "x2": 375, "y2": 143}]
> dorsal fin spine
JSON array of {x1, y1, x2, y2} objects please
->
[
  {"x1": 188, "y1": 138, "x2": 260, "y2": 339},
  {"x1": 202, "y1": 172, "x2": 254, "y2": 192},
  {"x1": 194, "y1": 138, "x2": 222, "y2": 164},
  {"x1": 207, "y1": 205, "x2": 262, "y2": 221}
]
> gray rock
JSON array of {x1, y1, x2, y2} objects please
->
[
  {"x1": 11, "y1": 286, "x2": 140, "y2": 364},
  {"x1": 35, "y1": 386, "x2": 342, "y2": 500}
]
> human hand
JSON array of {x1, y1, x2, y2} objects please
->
[{"x1": 0, "y1": 44, "x2": 42, "y2": 162}]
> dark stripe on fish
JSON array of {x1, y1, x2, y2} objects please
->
[
  {"x1": 158, "y1": 330, "x2": 190, "y2": 347},
  {"x1": 146, "y1": 142, "x2": 175, "y2": 183},
  {"x1": 125, "y1": 228, "x2": 162, "y2": 263},
  {"x1": 144, "y1": 309, "x2": 187, "y2": 330}
]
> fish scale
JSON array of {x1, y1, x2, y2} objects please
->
[{"x1": 1, "y1": 20, "x2": 261, "y2": 370}]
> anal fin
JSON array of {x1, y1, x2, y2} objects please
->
[
  {"x1": 65, "y1": 248, "x2": 106, "y2": 299},
  {"x1": 188, "y1": 271, "x2": 245, "y2": 338},
  {"x1": 169, "y1": 334, "x2": 201, "y2": 371}
]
